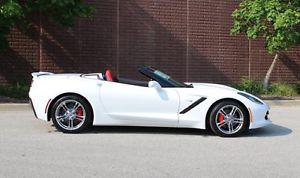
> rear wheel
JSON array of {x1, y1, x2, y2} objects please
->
[
  {"x1": 209, "y1": 101, "x2": 249, "y2": 137},
  {"x1": 51, "y1": 95, "x2": 93, "y2": 133}
]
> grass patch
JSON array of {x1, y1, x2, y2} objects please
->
[
  {"x1": 233, "y1": 77, "x2": 264, "y2": 96},
  {"x1": 0, "y1": 81, "x2": 29, "y2": 100},
  {"x1": 296, "y1": 83, "x2": 300, "y2": 94},
  {"x1": 234, "y1": 77, "x2": 300, "y2": 97},
  {"x1": 268, "y1": 82, "x2": 298, "y2": 97}
]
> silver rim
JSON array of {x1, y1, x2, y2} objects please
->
[
  {"x1": 55, "y1": 100, "x2": 86, "y2": 131},
  {"x1": 215, "y1": 105, "x2": 244, "y2": 135}
]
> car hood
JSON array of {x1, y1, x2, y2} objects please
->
[
  {"x1": 185, "y1": 83, "x2": 265, "y2": 106},
  {"x1": 190, "y1": 83, "x2": 238, "y2": 92}
]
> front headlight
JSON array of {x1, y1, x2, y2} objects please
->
[{"x1": 238, "y1": 92, "x2": 264, "y2": 104}]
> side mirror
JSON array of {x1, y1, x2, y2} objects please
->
[{"x1": 148, "y1": 81, "x2": 162, "y2": 89}]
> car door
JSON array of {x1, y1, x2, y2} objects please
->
[{"x1": 99, "y1": 81, "x2": 179, "y2": 127}]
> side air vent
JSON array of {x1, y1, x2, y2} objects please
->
[{"x1": 179, "y1": 97, "x2": 207, "y2": 114}]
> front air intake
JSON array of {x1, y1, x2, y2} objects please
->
[{"x1": 265, "y1": 111, "x2": 269, "y2": 120}]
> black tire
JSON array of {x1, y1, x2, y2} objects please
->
[
  {"x1": 51, "y1": 95, "x2": 93, "y2": 133},
  {"x1": 209, "y1": 101, "x2": 249, "y2": 137}
]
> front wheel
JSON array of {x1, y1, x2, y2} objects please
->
[
  {"x1": 51, "y1": 95, "x2": 93, "y2": 133},
  {"x1": 209, "y1": 101, "x2": 249, "y2": 137}
]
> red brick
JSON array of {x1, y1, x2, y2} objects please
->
[{"x1": 0, "y1": 0, "x2": 299, "y2": 85}]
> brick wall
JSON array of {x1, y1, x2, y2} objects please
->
[{"x1": 0, "y1": 0, "x2": 299, "y2": 85}]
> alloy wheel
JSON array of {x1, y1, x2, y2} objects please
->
[
  {"x1": 215, "y1": 105, "x2": 244, "y2": 135},
  {"x1": 54, "y1": 99, "x2": 86, "y2": 131}
]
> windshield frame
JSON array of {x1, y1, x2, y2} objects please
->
[{"x1": 138, "y1": 66, "x2": 192, "y2": 88}]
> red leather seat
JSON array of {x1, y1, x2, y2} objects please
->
[{"x1": 105, "y1": 69, "x2": 114, "y2": 82}]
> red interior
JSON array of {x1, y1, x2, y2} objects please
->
[{"x1": 105, "y1": 69, "x2": 114, "y2": 82}]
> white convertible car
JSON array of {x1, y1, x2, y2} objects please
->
[{"x1": 29, "y1": 66, "x2": 271, "y2": 137}]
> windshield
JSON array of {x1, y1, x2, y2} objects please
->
[{"x1": 153, "y1": 70, "x2": 190, "y2": 87}]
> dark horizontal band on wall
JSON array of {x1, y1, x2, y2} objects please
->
[{"x1": 179, "y1": 97, "x2": 207, "y2": 114}]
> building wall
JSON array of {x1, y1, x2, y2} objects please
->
[{"x1": 0, "y1": 0, "x2": 299, "y2": 84}]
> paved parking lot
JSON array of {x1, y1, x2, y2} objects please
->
[{"x1": 0, "y1": 104, "x2": 299, "y2": 178}]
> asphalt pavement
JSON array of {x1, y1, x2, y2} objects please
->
[{"x1": 0, "y1": 103, "x2": 299, "y2": 178}]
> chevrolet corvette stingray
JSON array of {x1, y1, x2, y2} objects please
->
[{"x1": 29, "y1": 66, "x2": 271, "y2": 137}]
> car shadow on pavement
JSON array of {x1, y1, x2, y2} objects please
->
[
  {"x1": 49, "y1": 123, "x2": 292, "y2": 137},
  {"x1": 247, "y1": 124, "x2": 292, "y2": 137},
  {"x1": 86, "y1": 126, "x2": 212, "y2": 136},
  {"x1": 84, "y1": 124, "x2": 292, "y2": 137}
]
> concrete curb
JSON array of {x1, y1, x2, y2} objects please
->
[
  {"x1": 0, "y1": 103, "x2": 30, "y2": 106},
  {"x1": 265, "y1": 100, "x2": 300, "y2": 107},
  {"x1": 1, "y1": 100, "x2": 300, "y2": 108},
  {"x1": 0, "y1": 103, "x2": 30, "y2": 111}
]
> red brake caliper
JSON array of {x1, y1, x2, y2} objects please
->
[
  {"x1": 218, "y1": 113, "x2": 224, "y2": 123},
  {"x1": 76, "y1": 107, "x2": 83, "y2": 120}
]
